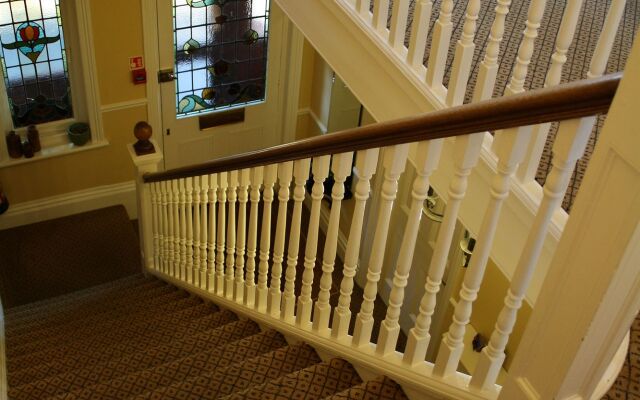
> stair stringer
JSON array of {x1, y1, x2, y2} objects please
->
[
  {"x1": 150, "y1": 269, "x2": 499, "y2": 400},
  {"x1": 275, "y1": 0, "x2": 568, "y2": 304}
]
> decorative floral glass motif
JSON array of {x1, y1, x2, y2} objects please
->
[
  {"x1": 174, "y1": 0, "x2": 269, "y2": 117},
  {"x1": 0, "y1": 0, "x2": 73, "y2": 127}
]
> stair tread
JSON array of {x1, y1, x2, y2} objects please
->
[
  {"x1": 36, "y1": 321, "x2": 268, "y2": 400},
  {"x1": 218, "y1": 358, "x2": 363, "y2": 400},
  {"x1": 322, "y1": 376, "x2": 409, "y2": 400},
  {"x1": 7, "y1": 292, "x2": 198, "y2": 356},
  {"x1": 135, "y1": 342, "x2": 322, "y2": 400},
  {"x1": 6, "y1": 278, "x2": 167, "y2": 333},
  {"x1": 8, "y1": 310, "x2": 242, "y2": 386},
  {"x1": 8, "y1": 300, "x2": 221, "y2": 372}
]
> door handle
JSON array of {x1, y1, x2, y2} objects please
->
[{"x1": 158, "y1": 69, "x2": 176, "y2": 83}]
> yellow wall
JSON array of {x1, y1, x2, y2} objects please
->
[{"x1": 0, "y1": 0, "x2": 147, "y2": 204}]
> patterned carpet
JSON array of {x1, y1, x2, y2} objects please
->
[
  {"x1": 4, "y1": 276, "x2": 409, "y2": 400},
  {"x1": 0, "y1": 205, "x2": 141, "y2": 308},
  {"x1": 398, "y1": 0, "x2": 640, "y2": 211}
]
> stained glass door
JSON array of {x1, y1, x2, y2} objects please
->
[{"x1": 158, "y1": 0, "x2": 287, "y2": 170}]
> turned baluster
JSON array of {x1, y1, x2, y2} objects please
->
[
  {"x1": 166, "y1": 180, "x2": 174, "y2": 276},
  {"x1": 446, "y1": 0, "x2": 481, "y2": 106},
  {"x1": 268, "y1": 162, "x2": 294, "y2": 316},
  {"x1": 244, "y1": 167, "x2": 264, "y2": 307},
  {"x1": 587, "y1": 0, "x2": 627, "y2": 80},
  {"x1": 372, "y1": 0, "x2": 390, "y2": 36},
  {"x1": 504, "y1": 0, "x2": 548, "y2": 96},
  {"x1": 207, "y1": 174, "x2": 218, "y2": 291},
  {"x1": 185, "y1": 178, "x2": 194, "y2": 282},
  {"x1": 161, "y1": 181, "x2": 170, "y2": 274},
  {"x1": 282, "y1": 159, "x2": 311, "y2": 322},
  {"x1": 215, "y1": 172, "x2": 228, "y2": 295},
  {"x1": 377, "y1": 140, "x2": 443, "y2": 355},
  {"x1": 353, "y1": 145, "x2": 409, "y2": 347},
  {"x1": 426, "y1": 0, "x2": 454, "y2": 89},
  {"x1": 434, "y1": 126, "x2": 532, "y2": 377},
  {"x1": 235, "y1": 169, "x2": 251, "y2": 303},
  {"x1": 193, "y1": 176, "x2": 202, "y2": 286},
  {"x1": 225, "y1": 171, "x2": 239, "y2": 299},
  {"x1": 472, "y1": 0, "x2": 512, "y2": 102},
  {"x1": 389, "y1": 0, "x2": 410, "y2": 51},
  {"x1": 355, "y1": 0, "x2": 371, "y2": 18},
  {"x1": 313, "y1": 152, "x2": 355, "y2": 332},
  {"x1": 407, "y1": 0, "x2": 433, "y2": 70},
  {"x1": 471, "y1": 117, "x2": 597, "y2": 390},
  {"x1": 297, "y1": 156, "x2": 331, "y2": 328},
  {"x1": 199, "y1": 176, "x2": 209, "y2": 289},
  {"x1": 178, "y1": 179, "x2": 188, "y2": 280},
  {"x1": 151, "y1": 182, "x2": 160, "y2": 270},
  {"x1": 171, "y1": 179, "x2": 180, "y2": 277},
  {"x1": 332, "y1": 149, "x2": 380, "y2": 339},
  {"x1": 257, "y1": 165, "x2": 278, "y2": 312},
  {"x1": 403, "y1": 134, "x2": 484, "y2": 366}
]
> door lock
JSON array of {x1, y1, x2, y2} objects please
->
[{"x1": 158, "y1": 69, "x2": 176, "y2": 83}]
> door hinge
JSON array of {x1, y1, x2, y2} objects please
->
[{"x1": 158, "y1": 69, "x2": 176, "y2": 83}]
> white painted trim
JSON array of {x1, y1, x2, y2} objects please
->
[
  {"x1": 100, "y1": 98, "x2": 149, "y2": 113},
  {"x1": 149, "y1": 268, "x2": 499, "y2": 400},
  {"x1": 279, "y1": 20, "x2": 305, "y2": 144},
  {"x1": 0, "y1": 181, "x2": 137, "y2": 230},
  {"x1": 298, "y1": 107, "x2": 329, "y2": 135},
  {"x1": 140, "y1": 0, "x2": 163, "y2": 158},
  {"x1": 0, "y1": 140, "x2": 109, "y2": 170}
]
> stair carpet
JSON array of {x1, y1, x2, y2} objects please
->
[{"x1": 5, "y1": 275, "x2": 409, "y2": 400}]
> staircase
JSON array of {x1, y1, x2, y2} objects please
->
[{"x1": 5, "y1": 274, "x2": 408, "y2": 400}]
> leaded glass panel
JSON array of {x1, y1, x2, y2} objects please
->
[
  {"x1": 0, "y1": 0, "x2": 73, "y2": 128},
  {"x1": 173, "y1": 0, "x2": 269, "y2": 117}
]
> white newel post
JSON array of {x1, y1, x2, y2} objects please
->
[
  {"x1": 499, "y1": 40, "x2": 640, "y2": 400},
  {"x1": 128, "y1": 138, "x2": 163, "y2": 272}
]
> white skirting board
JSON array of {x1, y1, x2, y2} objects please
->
[{"x1": 0, "y1": 181, "x2": 137, "y2": 230}]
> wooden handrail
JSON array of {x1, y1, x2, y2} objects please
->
[{"x1": 144, "y1": 73, "x2": 621, "y2": 183}]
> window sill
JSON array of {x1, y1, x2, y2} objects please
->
[{"x1": 0, "y1": 139, "x2": 109, "y2": 170}]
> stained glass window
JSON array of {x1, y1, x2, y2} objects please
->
[
  {"x1": 0, "y1": 0, "x2": 72, "y2": 128},
  {"x1": 173, "y1": 0, "x2": 270, "y2": 117}
]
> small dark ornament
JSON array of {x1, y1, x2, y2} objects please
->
[
  {"x1": 22, "y1": 140, "x2": 34, "y2": 158},
  {"x1": 212, "y1": 60, "x2": 229, "y2": 77},
  {"x1": 27, "y1": 125, "x2": 41, "y2": 152},
  {"x1": 5, "y1": 131, "x2": 23, "y2": 159},
  {"x1": 215, "y1": 15, "x2": 228, "y2": 24},
  {"x1": 133, "y1": 121, "x2": 156, "y2": 156},
  {"x1": 472, "y1": 333, "x2": 488, "y2": 353}
]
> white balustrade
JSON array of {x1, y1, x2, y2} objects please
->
[
  {"x1": 161, "y1": 181, "x2": 170, "y2": 274},
  {"x1": 282, "y1": 159, "x2": 311, "y2": 322},
  {"x1": 446, "y1": 0, "x2": 481, "y2": 106},
  {"x1": 235, "y1": 169, "x2": 251, "y2": 303},
  {"x1": 472, "y1": 117, "x2": 597, "y2": 390},
  {"x1": 434, "y1": 126, "x2": 532, "y2": 377},
  {"x1": 207, "y1": 174, "x2": 218, "y2": 291},
  {"x1": 389, "y1": 0, "x2": 410, "y2": 51},
  {"x1": 215, "y1": 172, "x2": 228, "y2": 295},
  {"x1": 244, "y1": 167, "x2": 264, "y2": 307},
  {"x1": 199, "y1": 176, "x2": 209, "y2": 289},
  {"x1": 372, "y1": 0, "x2": 390, "y2": 36},
  {"x1": 377, "y1": 140, "x2": 442, "y2": 355},
  {"x1": 332, "y1": 148, "x2": 380, "y2": 339},
  {"x1": 268, "y1": 162, "x2": 294, "y2": 316},
  {"x1": 313, "y1": 152, "x2": 355, "y2": 332},
  {"x1": 355, "y1": 0, "x2": 371, "y2": 18},
  {"x1": 185, "y1": 177, "x2": 194, "y2": 282},
  {"x1": 353, "y1": 145, "x2": 409, "y2": 347},
  {"x1": 171, "y1": 179, "x2": 180, "y2": 277},
  {"x1": 403, "y1": 134, "x2": 484, "y2": 365},
  {"x1": 225, "y1": 171, "x2": 239, "y2": 299},
  {"x1": 151, "y1": 182, "x2": 160, "y2": 270},
  {"x1": 193, "y1": 176, "x2": 202, "y2": 286},
  {"x1": 473, "y1": 0, "x2": 512, "y2": 102},
  {"x1": 297, "y1": 156, "x2": 331, "y2": 328},
  {"x1": 178, "y1": 179, "x2": 188, "y2": 280},
  {"x1": 426, "y1": 0, "x2": 454, "y2": 88},
  {"x1": 406, "y1": 0, "x2": 433, "y2": 70},
  {"x1": 257, "y1": 165, "x2": 278, "y2": 312}
]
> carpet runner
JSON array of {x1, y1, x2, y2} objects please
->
[{"x1": 5, "y1": 275, "x2": 409, "y2": 400}]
